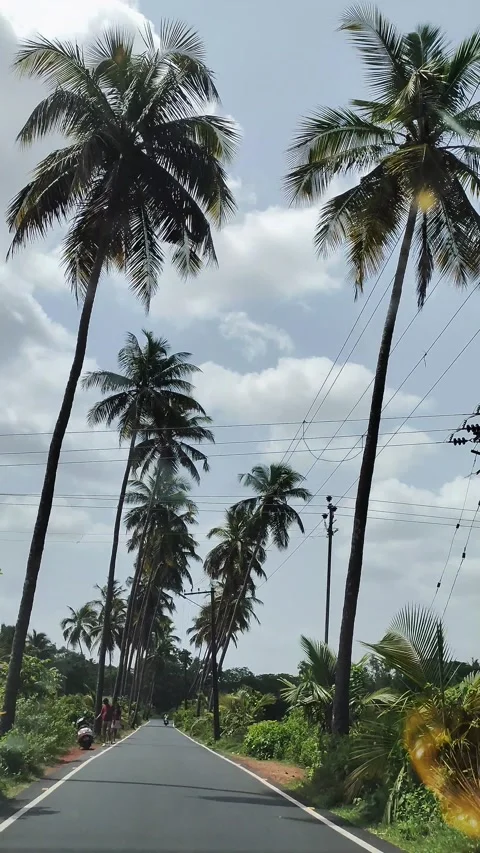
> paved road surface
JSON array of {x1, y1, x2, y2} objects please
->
[{"x1": 0, "y1": 721, "x2": 399, "y2": 853}]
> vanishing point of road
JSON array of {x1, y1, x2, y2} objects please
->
[{"x1": 0, "y1": 721, "x2": 401, "y2": 853}]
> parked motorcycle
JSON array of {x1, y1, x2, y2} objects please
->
[{"x1": 76, "y1": 716, "x2": 94, "y2": 750}]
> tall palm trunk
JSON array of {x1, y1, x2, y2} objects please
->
[
  {"x1": 332, "y1": 203, "x2": 418, "y2": 736},
  {"x1": 1, "y1": 245, "x2": 107, "y2": 734},
  {"x1": 116, "y1": 553, "x2": 143, "y2": 697},
  {"x1": 132, "y1": 583, "x2": 164, "y2": 724},
  {"x1": 114, "y1": 462, "x2": 162, "y2": 698},
  {"x1": 94, "y1": 430, "x2": 137, "y2": 728},
  {"x1": 127, "y1": 563, "x2": 160, "y2": 716},
  {"x1": 217, "y1": 532, "x2": 263, "y2": 672}
]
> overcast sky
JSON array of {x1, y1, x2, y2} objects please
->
[{"x1": 0, "y1": 0, "x2": 479, "y2": 675}]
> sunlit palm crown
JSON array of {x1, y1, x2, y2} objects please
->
[
  {"x1": 286, "y1": 6, "x2": 480, "y2": 305},
  {"x1": 8, "y1": 23, "x2": 239, "y2": 306}
]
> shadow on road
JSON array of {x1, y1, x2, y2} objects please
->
[{"x1": 197, "y1": 792, "x2": 295, "y2": 808}]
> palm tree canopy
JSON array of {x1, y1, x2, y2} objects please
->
[
  {"x1": 9, "y1": 23, "x2": 239, "y2": 306},
  {"x1": 88, "y1": 582, "x2": 127, "y2": 654},
  {"x1": 25, "y1": 630, "x2": 55, "y2": 660},
  {"x1": 234, "y1": 463, "x2": 312, "y2": 549},
  {"x1": 82, "y1": 331, "x2": 208, "y2": 443},
  {"x1": 204, "y1": 505, "x2": 267, "y2": 586},
  {"x1": 286, "y1": 6, "x2": 480, "y2": 304},
  {"x1": 124, "y1": 464, "x2": 198, "y2": 547},
  {"x1": 363, "y1": 604, "x2": 457, "y2": 691},
  {"x1": 187, "y1": 587, "x2": 262, "y2": 649},
  {"x1": 134, "y1": 407, "x2": 214, "y2": 484},
  {"x1": 60, "y1": 603, "x2": 96, "y2": 652}
]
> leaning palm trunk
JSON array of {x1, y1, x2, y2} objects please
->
[
  {"x1": 127, "y1": 563, "x2": 159, "y2": 716},
  {"x1": 115, "y1": 462, "x2": 162, "y2": 698},
  {"x1": 132, "y1": 583, "x2": 164, "y2": 724},
  {"x1": 95, "y1": 430, "x2": 137, "y2": 726},
  {"x1": 116, "y1": 554, "x2": 143, "y2": 697},
  {"x1": 1, "y1": 245, "x2": 107, "y2": 733},
  {"x1": 332, "y1": 203, "x2": 418, "y2": 736}
]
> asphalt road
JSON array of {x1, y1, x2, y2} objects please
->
[{"x1": 0, "y1": 721, "x2": 401, "y2": 853}]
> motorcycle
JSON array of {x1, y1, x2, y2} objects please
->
[
  {"x1": 76, "y1": 716, "x2": 94, "y2": 750},
  {"x1": 163, "y1": 715, "x2": 169, "y2": 726}
]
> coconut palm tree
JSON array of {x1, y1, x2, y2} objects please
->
[
  {"x1": 194, "y1": 506, "x2": 267, "y2": 696},
  {"x1": 130, "y1": 523, "x2": 199, "y2": 721},
  {"x1": 60, "y1": 604, "x2": 96, "y2": 657},
  {"x1": 88, "y1": 582, "x2": 127, "y2": 668},
  {"x1": 346, "y1": 605, "x2": 476, "y2": 821},
  {"x1": 123, "y1": 469, "x2": 198, "y2": 707},
  {"x1": 82, "y1": 330, "x2": 211, "y2": 718},
  {"x1": 218, "y1": 463, "x2": 311, "y2": 671},
  {"x1": 286, "y1": 7, "x2": 480, "y2": 734},
  {"x1": 187, "y1": 585, "x2": 262, "y2": 651},
  {"x1": 25, "y1": 630, "x2": 55, "y2": 661},
  {"x1": 117, "y1": 465, "x2": 199, "y2": 698},
  {"x1": 2, "y1": 23, "x2": 238, "y2": 732}
]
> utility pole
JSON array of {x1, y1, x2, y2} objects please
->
[
  {"x1": 184, "y1": 587, "x2": 220, "y2": 741},
  {"x1": 181, "y1": 650, "x2": 189, "y2": 711},
  {"x1": 210, "y1": 586, "x2": 221, "y2": 742},
  {"x1": 322, "y1": 496, "x2": 337, "y2": 646}
]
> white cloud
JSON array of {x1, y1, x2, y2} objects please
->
[
  {"x1": 219, "y1": 311, "x2": 294, "y2": 360},
  {"x1": 1, "y1": 0, "x2": 144, "y2": 39},
  {"x1": 150, "y1": 203, "x2": 343, "y2": 324}
]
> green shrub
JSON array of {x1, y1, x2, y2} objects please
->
[
  {"x1": 308, "y1": 735, "x2": 352, "y2": 808},
  {"x1": 395, "y1": 783, "x2": 441, "y2": 834},
  {"x1": 0, "y1": 734, "x2": 38, "y2": 777},
  {"x1": 243, "y1": 720, "x2": 290, "y2": 760}
]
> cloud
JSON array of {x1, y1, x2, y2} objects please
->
[
  {"x1": 149, "y1": 203, "x2": 344, "y2": 325},
  {"x1": 219, "y1": 311, "x2": 294, "y2": 360}
]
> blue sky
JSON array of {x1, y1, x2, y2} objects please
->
[{"x1": 0, "y1": 0, "x2": 478, "y2": 674}]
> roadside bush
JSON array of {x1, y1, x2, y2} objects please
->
[
  {"x1": 243, "y1": 720, "x2": 290, "y2": 760},
  {"x1": 243, "y1": 711, "x2": 322, "y2": 770},
  {"x1": 0, "y1": 690, "x2": 80, "y2": 788},
  {"x1": 308, "y1": 735, "x2": 352, "y2": 808}
]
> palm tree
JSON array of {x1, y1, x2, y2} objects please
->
[
  {"x1": 117, "y1": 464, "x2": 199, "y2": 698},
  {"x1": 346, "y1": 605, "x2": 474, "y2": 821},
  {"x1": 218, "y1": 463, "x2": 311, "y2": 671},
  {"x1": 60, "y1": 604, "x2": 96, "y2": 657},
  {"x1": 2, "y1": 23, "x2": 237, "y2": 732},
  {"x1": 193, "y1": 506, "x2": 267, "y2": 697},
  {"x1": 123, "y1": 469, "x2": 198, "y2": 710},
  {"x1": 187, "y1": 586, "x2": 262, "y2": 651},
  {"x1": 89, "y1": 582, "x2": 127, "y2": 667},
  {"x1": 25, "y1": 630, "x2": 55, "y2": 661},
  {"x1": 286, "y1": 7, "x2": 480, "y2": 735},
  {"x1": 82, "y1": 330, "x2": 211, "y2": 718}
]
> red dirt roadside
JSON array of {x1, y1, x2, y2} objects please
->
[
  {"x1": 225, "y1": 754, "x2": 306, "y2": 788},
  {"x1": 43, "y1": 742, "x2": 100, "y2": 776}
]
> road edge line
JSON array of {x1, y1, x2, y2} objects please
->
[
  {"x1": 0, "y1": 721, "x2": 149, "y2": 834},
  {"x1": 177, "y1": 727, "x2": 386, "y2": 853}
]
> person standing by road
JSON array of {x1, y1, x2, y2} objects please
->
[
  {"x1": 96, "y1": 698, "x2": 113, "y2": 746},
  {"x1": 111, "y1": 702, "x2": 122, "y2": 742}
]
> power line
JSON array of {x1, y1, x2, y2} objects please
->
[
  {"x1": 282, "y1": 257, "x2": 396, "y2": 465},
  {"x1": 1, "y1": 490, "x2": 479, "y2": 517},
  {"x1": 261, "y1": 324, "x2": 480, "y2": 586},
  {"x1": 0, "y1": 438, "x2": 453, "y2": 468},
  {"x1": 0, "y1": 411, "x2": 472, "y2": 440},
  {"x1": 442, "y1": 499, "x2": 480, "y2": 617},
  {"x1": 294, "y1": 278, "x2": 443, "y2": 482},
  {"x1": 0, "y1": 425, "x2": 460, "y2": 456},
  {"x1": 431, "y1": 457, "x2": 476, "y2": 607}
]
